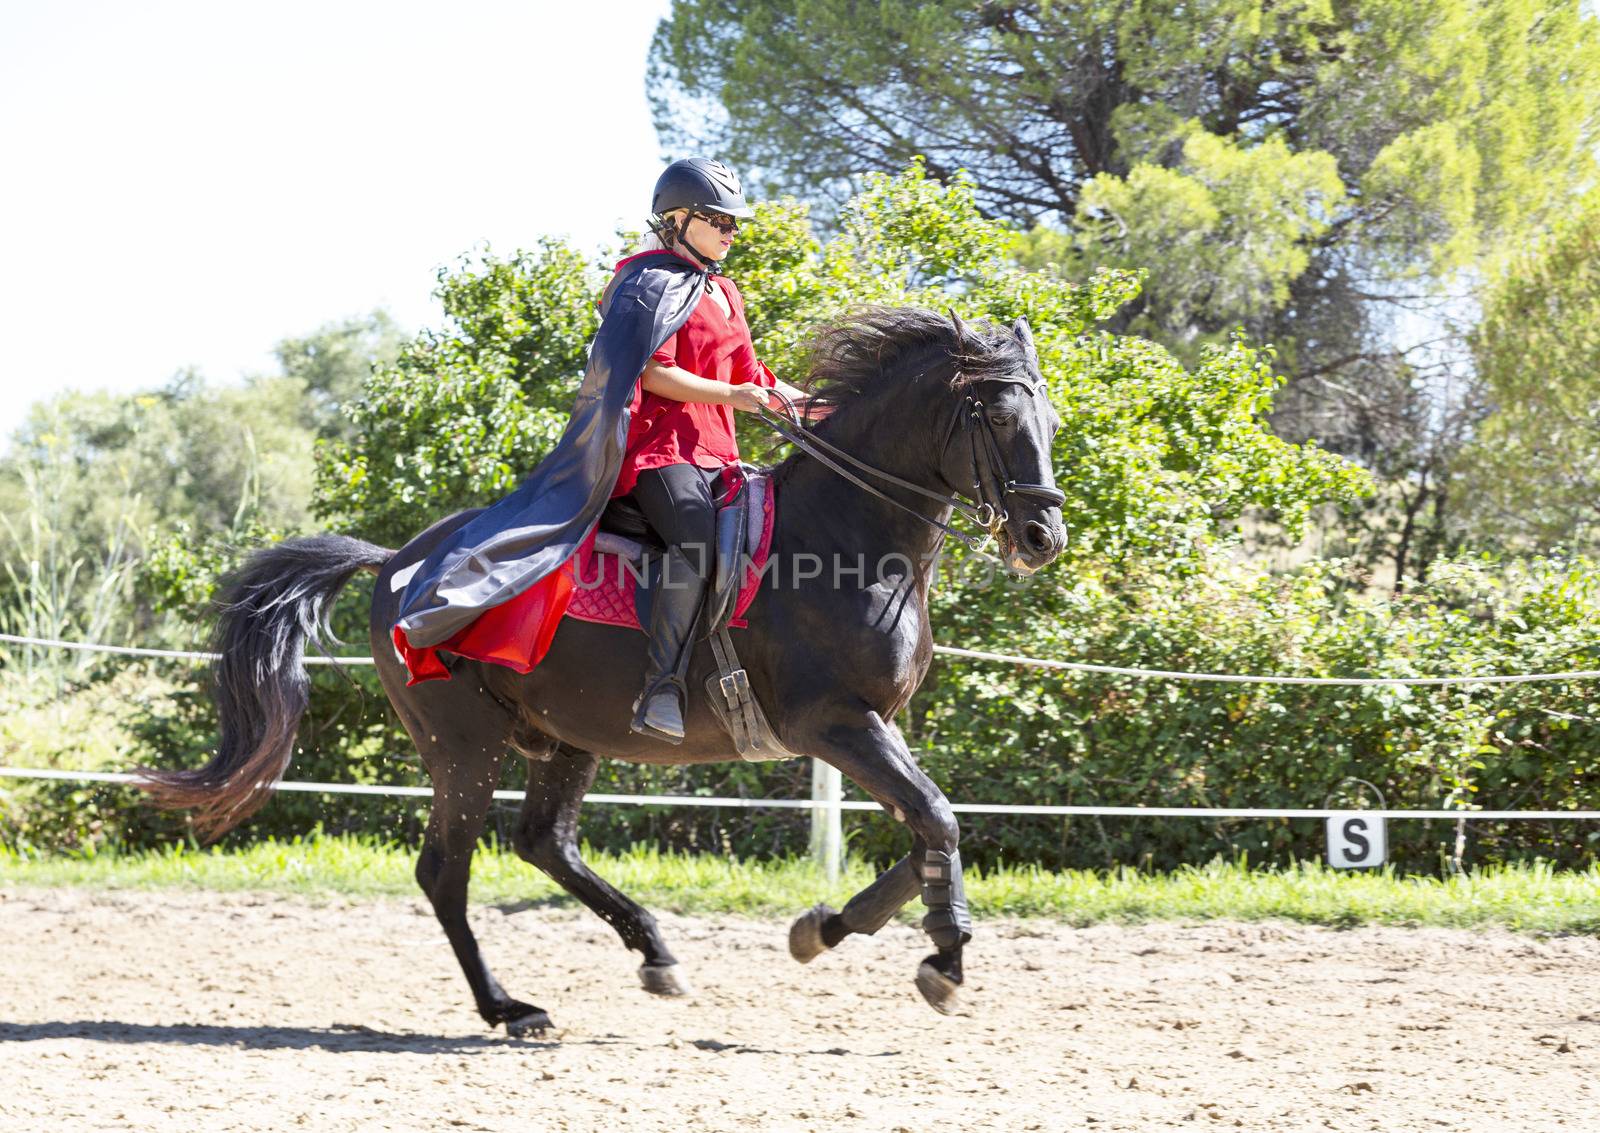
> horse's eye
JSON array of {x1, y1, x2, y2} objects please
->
[{"x1": 990, "y1": 413, "x2": 1016, "y2": 428}]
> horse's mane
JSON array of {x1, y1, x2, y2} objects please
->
[
  {"x1": 756, "y1": 306, "x2": 1030, "y2": 477},
  {"x1": 797, "y1": 306, "x2": 1027, "y2": 409}
]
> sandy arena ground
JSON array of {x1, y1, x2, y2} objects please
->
[{"x1": 1, "y1": 885, "x2": 1596, "y2": 1132}]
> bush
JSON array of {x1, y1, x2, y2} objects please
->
[
  {"x1": 0, "y1": 664, "x2": 193, "y2": 854},
  {"x1": 891, "y1": 550, "x2": 1600, "y2": 872}
]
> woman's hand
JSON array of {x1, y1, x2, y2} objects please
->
[{"x1": 727, "y1": 384, "x2": 773, "y2": 413}]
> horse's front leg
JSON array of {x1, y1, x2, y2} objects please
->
[
  {"x1": 789, "y1": 843, "x2": 922, "y2": 957},
  {"x1": 794, "y1": 710, "x2": 970, "y2": 1014}
]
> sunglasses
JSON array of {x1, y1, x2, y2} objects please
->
[{"x1": 693, "y1": 211, "x2": 741, "y2": 236}]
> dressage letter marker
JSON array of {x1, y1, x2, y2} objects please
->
[{"x1": 1326, "y1": 811, "x2": 1386, "y2": 869}]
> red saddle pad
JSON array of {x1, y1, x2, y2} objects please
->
[{"x1": 395, "y1": 470, "x2": 775, "y2": 685}]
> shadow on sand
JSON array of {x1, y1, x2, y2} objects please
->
[
  {"x1": 0, "y1": 1019, "x2": 592, "y2": 1054},
  {"x1": 1, "y1": 1019, "x2": 901, "y2": 1059}
]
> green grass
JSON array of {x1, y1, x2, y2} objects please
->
[{"x1": 2, "y1": 835, "x2": 1598, "y2": 933}]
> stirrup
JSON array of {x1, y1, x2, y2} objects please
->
[{"x1": 630, "y1": 678, "x2": 686, "y2": 743}]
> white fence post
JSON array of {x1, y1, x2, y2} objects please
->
[{"x1": 809, "y1": 757, "x2": 842, "y2": 881}]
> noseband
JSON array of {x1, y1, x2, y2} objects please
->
[{"x1": 756, "y1": 372, "x2": 1064, "y2": 551}]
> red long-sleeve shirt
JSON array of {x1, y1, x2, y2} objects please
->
[{"x1": 609, "y1": 252, "x2": 777, "y2": 499}]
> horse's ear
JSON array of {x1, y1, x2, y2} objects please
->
[
  {"x1": 948, "y1": 308, "x2": 970, "y2": 348},
  {"x1": 1012, "y1": 317, "x2": 1038, "y2": 363}
]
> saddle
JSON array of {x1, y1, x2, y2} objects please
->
[
  {"x1": 596, "y1": 471, "x2": 750, "y2": 640},
  {"x1": 584, "y1": 463, "x2": 796, "y2": 762}
]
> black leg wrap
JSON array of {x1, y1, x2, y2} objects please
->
[{"x1": 919, "y1": 848, "x2": 972, "y2": 950}]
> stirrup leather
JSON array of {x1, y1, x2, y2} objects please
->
[{"x1": 703, "y1": 626, "x2": 799, "y2": 762}]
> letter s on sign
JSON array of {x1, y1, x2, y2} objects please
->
[
  {"x1": 1342, "y1": 818, "x2": 1371, "y2": 864},
  {"x1": 1326, "y1": 811, "x2": 1387, "y2": 869}
]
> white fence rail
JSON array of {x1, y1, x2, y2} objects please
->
[
  {"x1": 4, "y1": 767, "x2": 1597, "y2": 822},
  {"x1": 6, "y1": 632, "x2": 1599, "y2": 686}
]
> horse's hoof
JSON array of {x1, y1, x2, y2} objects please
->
[
  {"x1": 788, "y1": 904, "x2": 837, "y2": 964},
  {"x1": 915, "y1": 961, "x2": 961, "y2": 1016},
  {"x1": 504, "y1": 1008, "x2": 553, "y2": 1037},
  {"x1": 639, "y1": 962, "x2": 693, "y2": 997}
]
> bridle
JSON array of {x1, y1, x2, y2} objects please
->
[
  {"x1": 942, "y1": 374, "x2": 1068, "y2": 530},
  {"x1": 754, "y1": 372, "x2": 1065, "y2": 552}
]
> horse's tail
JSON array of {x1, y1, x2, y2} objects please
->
[{"x1": 137, "y1": 534, "x2": 395, "y2": 840}]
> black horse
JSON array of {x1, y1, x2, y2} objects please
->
[{"x1": 140, "y1": 307, "x2": 1066, "y2": 1034}]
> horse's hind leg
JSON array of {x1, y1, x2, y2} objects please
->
[
  {"x1": 512, "y1": 745, "x2": 690, "y2": 997},
  {"x1": 392, "y1": 686, "x2": 552, "y2": 1036}
]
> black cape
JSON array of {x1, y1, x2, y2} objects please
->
[{"x1": 394, "y1": 250, "x2": 711, "y2": 649}]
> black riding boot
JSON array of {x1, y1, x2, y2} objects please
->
[{"x1": 629, "y1": 544, "x2": 709, "y2": 744}]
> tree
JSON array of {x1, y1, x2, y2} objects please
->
[
  {"x1": 273, "y1": 311, "x2": 405, "y2": 441},
  {"x1": 313, "y1": 239, "x2": 604, "y2": 548},
  {"x1": 0, "y1": 311, "x2": 404, "y2": 643},
  {"x1": 1455, "y1": 190, "x2": 1600, "y2": 552},
  {"x1": 647, "y1": 0, "x2": 1600, "y2": 457},
  {"x1": 0, "y1": 374, "x2": 320, "y2": 652},
  {"x1": 0, "y1": 376, "x2": 318, "y2": 556}
]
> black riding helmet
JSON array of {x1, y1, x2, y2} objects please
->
[
  {"x1": 652, "y1": 157, "x2": 755, "y2": 218},
  {"x1": 649, "y1": 157, "x2": 754, "y2": 268}
]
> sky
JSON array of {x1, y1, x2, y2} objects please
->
[{"x1": 0, "y1": 0, "x2": 676, "y2": 444}]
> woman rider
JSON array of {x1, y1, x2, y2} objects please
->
[
  {"x1": 618, "y1": 157, "x2": 822, "y2": 744},
  {"x1": 391, "y1": 158, "x2": 819, "y2": 737}
]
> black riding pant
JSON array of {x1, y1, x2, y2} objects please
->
[{"x1": 627, "y1": 462, "x2": 722, "y2": 585}]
